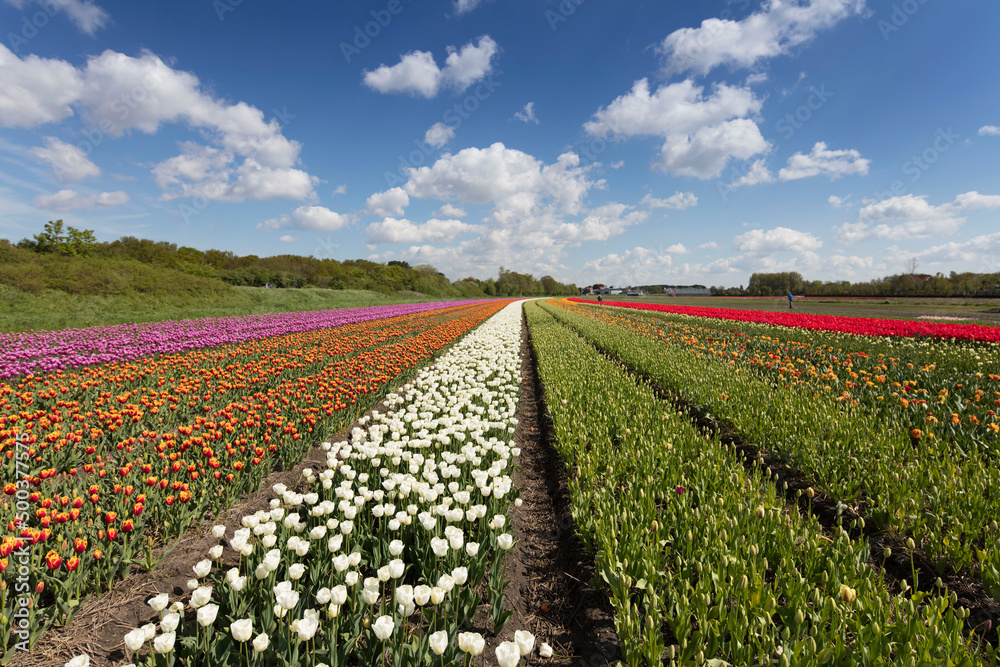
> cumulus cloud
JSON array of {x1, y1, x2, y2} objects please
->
[
  {"x1": 777, "y1": 142, "x2": 870, "y2": 181},
  {"x1": 979, "y1": 125, "x2": 1000, "y2": 136},
  {"x1": 585, "y1": 78, "x2": 768, "y2": 179},
  {"x1": 453, "y1": 0, "x2": 488, "y2": 15},
  {"x1": 434, "y1": 203, "x2": 467, "y2": 218},
  {"x1": 835, "y1": 191, "x2": 1000, "y2": 244},
  {"x1": 0, "y1": 46, "x2": 317, "y2": 203},
  {"x1": 365, "y1": 187, "x2": 410, "y2": 218},
  {"x1": 424, "y1": 122, "x2": 455, "y2": 148},
  {"x1": 698, "y1": 241, "x2": 720, "y2": 249},
  {"x1": 261, "y1": 205, "x2": 349, "y2": 232},
  {"x1": 828, "y1": 194, "x2": 849, "y2": 208},
  {"x1": 666, "y1": 243, "x2": 690, "y2": 254},
  {"x1": 660, "y1": 0, "x2": 867, "y2": 76},
  {"x1": 278, "y1": 234, "x2": 297, "y2": 242},
  {"x1": 0, "y1": 44, "x2": 83, "y2": 127},
  {"x1": 641, "y1": 191, "x2": 698, "y2": 209},
  {"x1": 4, "y1": 0, "x2": 109, "y2": 35},
  {"x1": 363, "y1": 36, "x2": 498, "y2": 97},
  {"x1": 733, "y1": 226, "x2": 823, "y2": 253},
  {"x1": 514, "y1": 102, "x2": 538, "y2": 124},
  {"x1": 30, "y1": 136, "x2": 100, "y2": 182},
  {"x1": 730, "y1": 159, "x2": 774, "y2": 187},
  {"x1": 33, "y1": 188, "x2": 127, "y2": 210},
  {"x1": 367, "y1": 217, "x2": 474, "y2": 244}
]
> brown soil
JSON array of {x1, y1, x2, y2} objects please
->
[
  {"x1": 478, "y1": 310, "x2": 620, "y2": 666},
  {"x1": 16, "y1": 306, "x2": 619, "y2": 666}
]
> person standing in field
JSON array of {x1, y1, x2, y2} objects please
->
[
  {"x1": 788, "y1": 292, "x2": 794, "y2": 309},
  {"x1": 598, "y1": 295, "x2": 603, "y2": 304}
]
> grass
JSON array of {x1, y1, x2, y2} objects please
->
[
  {"x1": 576, "y1": 295, "x2": 1000, "y2": 326},
  {"x1": 0, "y1": 285, "x2": 441, "y2": 333}
]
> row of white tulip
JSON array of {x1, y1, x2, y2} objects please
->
[{"x1": 66, "y1": 301, "x2": 554, "y2": 667}]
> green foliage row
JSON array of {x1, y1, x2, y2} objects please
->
[
  {"x1": 526, "y1": 300, "x2": 987, "y2": 666},
  {"x1": 736, "y1": 270, "x2": 1000, "y2": 298},
  {"x1": 544, "y1": 299, "x2": 1000, "y2": 610}
]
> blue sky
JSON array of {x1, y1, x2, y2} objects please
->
[{"x1": 1, "y1": 0, "x2": 999, "y2": 288}]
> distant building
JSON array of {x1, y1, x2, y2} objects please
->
[{"x1": 672, "y1": 288, "x2": 711, "y2": 296}]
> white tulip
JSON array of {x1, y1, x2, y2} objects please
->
[
  {"x1": 65, "y1": 655, "x2": 89, "y2": 667},
  {"x1": 197, "y1": 604, "x2": 219, "y2": 627},
  {"x1": 539, "y1": 642, "x2": 553, "y2": 658},
  {"x1": 193, "y1": 559, "x2": 212, "y2": 578},
  {"x1": 466, "y1": 542, "x2": 480, "y2": 557},
  {"x1": 190, "y1": 586, "x2": 213, "y2": 609},
  {"x1": 498, "y1": 533, "x2": 514, "y2": 550},
  {"x1": 141, "y1": 623, "x2": 157, "y2": 641},
  {"x1": 458, "y1": 632, "x2": 485, "y2": 656},
  {"x1": 496, "y1": 641, "x2": 520, "y2": 667},
  {"x1": 276, "y1": 590, "x2": 300, "y2": 611},
  {"x1": 253, "y1": 633, "x2": 269, "y2": 652},
  {"x1": 124, "y1": 628, "x2": 146, "y2": 653},
  {"x1": 209, "y1": 545, "x2": 224, "y2": 561},
  {"x1": 452, "y1": 566, "x2": 469, "y2": 585},
  {"x1": 373, "y1": 615, "x2": 394, "y2": 641},
  {"x1": 160, "y1": 612, "x2": 179, "y2": 633},
  {"x1": 211, "y1": 525, "x2": 226, "y2": 540},
  {"x1": 296, "y1": 616, "x2": 319, "y2": 642},
  {"x1": 330, "y1": 585, "x2": 348, "y2": 606},
  {"x1": 389, "y1": 539, "x2": 404, "y2": 556},
  {"x1": 148, "y1": 593, "x2": 169, "y2": 613},
  {"x1": 152, "y1": 632, "x2": 175, "y2": 654},
  {"x1": 289, "y1": 563, "x2": 306, "y2": 580},
  {"x1": 231, "y1": 618, "x2": 254, "y2": 642},
  {"x1": 514, "y1": 630, "x2": 535, "y2": 656},
  {"x1": 429, "y1": 630, "x2": 448, "y2": 655}
]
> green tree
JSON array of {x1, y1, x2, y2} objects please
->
[{"x1": 31, "y1": 220, "x2": 97, "y2": 256}]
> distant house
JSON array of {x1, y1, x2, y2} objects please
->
[
  {"x1": 672, "y1": 288, "x2": 711, "y2": 296},
  {"x1": 626, "y1": 290, "x2": 644, "y2": 296}
]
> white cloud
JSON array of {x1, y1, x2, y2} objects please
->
[
  {"x1": 666, "y1": 243, "x2": 690, "y2": 254},
  {"x1": 332, "y1": 184, "x2": 347, "y2": 195},
  {"x1": 828, "y1": 194, "x2": 848, "y2": 208},
  {"x1": 835, "y1": 191, "x2": 1000, "y2": 243},
  {"x1": 434, "y1": 203, "x2": 467, "y2": 218},
  {"x1": 730, "y1": 158, "x2": 774, "y2": 187},
  {"x1": 582, "y1": 246, "x2": 674, "y2": 285},
  {"x1": 367, "y1": 217, "x2": 474, "y2": 244},
  {"x1": 778, "y1": 142, "x2": 869, "y2": 181},
  {"x1": 891, "y1": 232, "x2": 1000, "y2": 266},
  {"x1": 4, "y1": 0, "x2": 109, "y2": 35},
  {"x1": 30, "y1": 136, "x2": 100, "y2": 182},
  {"x1": 698, "y1": 241, "x2": 720, "y2": 249},
  {"x1": 0, "y1": 46, "x2": 318, "y2": 203},
  {"x1": 363, "y1": 36, "x2": 498, "y2": 97},
  {"x1": 585, "y1": 78, "x2": 768, "y2": 179},
  {"x1": 453, "y1": 0, "x2": 487, "y2": 14},
  {"x1": 514, "y1": 102, "x2": 538, "y2": 124},
  {"x1": 979, "y1": 125, "x2": 1000, "y2": 137},
  {"x1": 641, "y1": 191, "x2": 698, "y2": 209},
  {"x1": 365, "y1": 187, "x2": 410, "y2": 218},
  {"x1": 32, "y1": 188, "x2": 127, "y2": 210},
  {"x1": 733, "y1": 226, "x2": 823, "y2": 253},
  {"x1": 404, "y1": 142, "x2": 599, "y2": 214},
  {"x1": 424, "y1": 122, "x2": 455, "y2": 149},
  {"x1": 261, "y1": 205, "x2": 349, "y2": 232},
  {"x1": 0, "y1": 44, "x2": 83, "y2": 127},
  {"x1": 660, "y1": 0, "x2": 867, "y2": 76},
  {"x1": 278, "y1": 234, "x2": 297, "y2": 242}
]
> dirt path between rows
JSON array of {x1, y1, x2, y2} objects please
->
[
  {"x1": 16, "y1": 305, "x2": 619, "y2": 667},
  {"x1": 479, "y1": 310, "x2": 620, "y2": 666}
]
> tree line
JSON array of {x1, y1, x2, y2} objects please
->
[
  {"x1": 5, "y1": 221, "x2": 578, "y2": 298},
  {"x1": 710, "y1": 271, "x2": 1000, "y2": 298}
]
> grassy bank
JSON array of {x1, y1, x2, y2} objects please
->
[{"x1": 0, "y1": 284, "x2": 438, "y2": 333}]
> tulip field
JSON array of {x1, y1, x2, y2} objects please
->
[{"x1": 3, "y1": 295, "x2": 1000, "y2": 666}]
